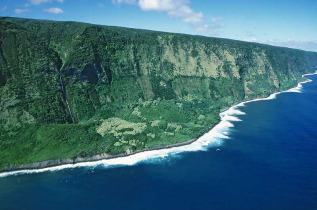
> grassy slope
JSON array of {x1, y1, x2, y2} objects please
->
[{"x1": 1, "y1": 17, "x2": 317, "y2": 168}]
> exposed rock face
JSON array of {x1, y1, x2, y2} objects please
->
[
  {"x1": 1, "y1": 17, "x2": 317, "y2": 169},
  {"x1": 0, "y1": 138, "x2": 198, "y2": 172},
  {"x1": 1, "y1": 159, "x2": 74, "y2": 172}
]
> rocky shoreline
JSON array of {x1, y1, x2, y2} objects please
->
[
  {"x1": 1, "y1": 71, "x2": 316, "y2": 174},
  {"x1": 0, "y1": 87, "x2": 286, "y2": 174},
  {"x1": 0, "y1": 137, "x2": 199, "y2": 173}
]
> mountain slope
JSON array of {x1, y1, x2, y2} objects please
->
[{"x1": 1, "y1": 17, "x2": 317, "y2": 168}]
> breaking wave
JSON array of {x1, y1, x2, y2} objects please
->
[{"x1": 0, "y1": 72, "x2": 316, "y2": 178}]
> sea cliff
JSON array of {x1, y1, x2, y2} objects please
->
[{"x1": 1, "y1": 17, "x2": 317, "y2": 169}]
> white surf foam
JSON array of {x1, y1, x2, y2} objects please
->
[
  {"x1": 1, "y1": 71, "x2": 316, "y2": 178},
  {"x1": 287, "y1": 73, "x2": 315, "y2": 93},
  {"x1": 0, "y1": 106, "x2": 241, "y2": 178}
]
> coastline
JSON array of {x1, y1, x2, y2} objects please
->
[
  {"x1": 1, "y1": 71, "x2": 316, "y2": 178},
  {"x1": 0, "y1": 137, "x2": 199, "y2": 173}
]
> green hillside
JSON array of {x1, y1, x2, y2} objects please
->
[{"x1": 1, "y1": 17, "x2": 317, "y2": 168}]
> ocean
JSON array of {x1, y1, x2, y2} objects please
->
[{"x1": 0, "y1": 74, "x2": 317, "y2": 210}]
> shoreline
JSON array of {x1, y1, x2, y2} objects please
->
[
  {"x1": 0, "y1": 137, "x2": 199, "y2": 173},
  {"x1": 220, "y1": 71, "x2": 317, "y2": 112},
  {"x1": 1, "y1": 71, "x2": 316, "y2": 177}
]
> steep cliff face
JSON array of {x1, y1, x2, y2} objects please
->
[{"x1": 1, "y1": 17, "x2": 317, "y2": 168}]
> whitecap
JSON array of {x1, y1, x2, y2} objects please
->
[
  {"x1": 225, "y1": 108, "x2": 246, "y2": 116},
  {"x1": 1, "y1": 71, "x2": 316, "y2": 178}
]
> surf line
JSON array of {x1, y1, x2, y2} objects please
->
[{"x1": 1, "y1": 71, "x2": 316, "y2": 178}]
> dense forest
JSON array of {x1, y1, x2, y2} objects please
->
[{"x1": 1, "y1": 17, "x2": 317, "y2": 169}]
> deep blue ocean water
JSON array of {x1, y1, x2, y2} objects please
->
[{"x1": 1, "y1": 75, "x2": 317, "y2": 210}]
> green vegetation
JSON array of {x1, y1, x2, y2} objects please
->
[{"x1": 1, "y1": 17, "x2": 317, "y2": 169}]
